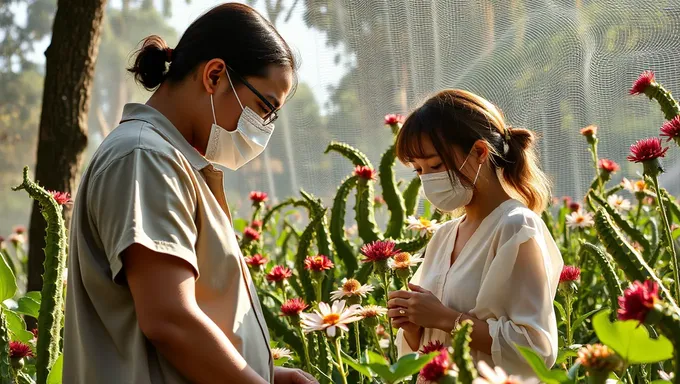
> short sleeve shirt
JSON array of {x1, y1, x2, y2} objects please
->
[{"x1": 63, "y1": 103, "x2": 273, "y2": 383}]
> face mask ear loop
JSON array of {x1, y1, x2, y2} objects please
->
[
  {"x1": 472, "y1": 163, "x2": 482, "y2": 186},
  {"x1": 225, "y1": 69, "x2": 244, "y2": 111},
  {"x1": 210, "y1": 94, "x2": 217, "y2": 125}
]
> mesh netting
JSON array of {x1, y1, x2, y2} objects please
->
[{"x1": 220, "y1": 0, "x2": 680, "y2": 216}]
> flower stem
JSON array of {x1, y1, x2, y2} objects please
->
[
  {"x1": 298, "y1": 328, "x2": 313, "y2": 375},
  {"x1": 565, "y1": 294, "x2": 573, "y2": 366},
  {"x1": 652, "y1": 176, "x2": 680, "y2": 302},
  {"x1": 314, "y1": 280, "x2": 323, "y2": 304},
  {"x1": 334, "y1": 336, "x2": 349, "y2": 384},
  {"x1": 353, "y1": 322, "x2": 363, "y2": 384},
  {"x1": 381, "y1": 272, "x2": 397, "y2": 362},
  {"x1": 634, "y1": 199, "x2": 644, "y2": 227},
  {"x1": 589, "y1": 142, "x2": 603, "y2": 193}
]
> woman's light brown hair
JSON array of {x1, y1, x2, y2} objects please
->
[{"x1": 395, "y1": 89, "x2": 551, "y2": 213}]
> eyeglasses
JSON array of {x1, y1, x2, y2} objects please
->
[{"x1": 226, "y1": 65, "x2": 279, "y2": 124}]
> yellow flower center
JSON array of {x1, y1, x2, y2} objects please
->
[
  {"x1": 323, "y1": 313, "x2": 340, "y2": 325},
  {"x1": 418, "y1": 217, "x2": 431, "y2": 227},
  {"x1": 342, "y1": 279, "x2": 361, "y2": 293},
  {"x1": 394, "y1": 252, "x2": 411, "y2": 263},
  {"x1": 575, "y1": 216, "x2": 585, "y2": 224},
  {"x1": 635, "y1": 180, "x2": 646, "y2": 191}
]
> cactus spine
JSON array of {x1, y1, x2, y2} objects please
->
[
  {"x1": 579, "y1": 242, "x2": 623, "y2": 311},
  {"x1": 589, "y1": 191, "x2": 651, "y2": 252},
  {"x1": 452, "y1": 320, "x2": 477, "y2": 383},
  {"x1": 12, "y1": 167, "x2": 66, "y2": 384}
]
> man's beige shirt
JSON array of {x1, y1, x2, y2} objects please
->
[{"x1": 63, "y1": 103, "x2": 273, "y2": 383}]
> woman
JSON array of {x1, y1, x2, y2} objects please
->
[
  {"x1": 63, "y1": 3, "x2": 316, "y2": 384},
  {"x1": 387, "y1": 89, "x2": 562, "y2": 380}
]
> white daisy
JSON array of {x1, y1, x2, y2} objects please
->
[
  {"x1": 356, "y1": 305, "x2": 388, "y2": 319},
  {"x1": 406, "y1": 216, "x2": 441, "y2": 237},
  {"x1": 7, "y1": 233, "x2": 25, "y2": 246},
  {"x1": 379, "y1": 337, "x2": 390, "y2": 349},
  {"x1": 607, "y1": 194, "x2": 632, "y2": 212},
  {"x1": 472, "y1": 361, "x2": 524, "y2": 384},
  {"x1": 300, "y1": 300, "x2": 362, "y2": 338},
  {"x1": 621, "y1": 178, "x2": 646, "y2": 194},
  {"x1": 271, "y1": 348, "x2": 293, "y2": 361},
  {"x1": 330, "y1": 279, "x2": 374, "y2": 301},
  {"x1": 566, "y1": 210, "x2": 595, "y2": 229},
  {"x1": 388, "y1": 252, "x2": 424, "y2": 270}
]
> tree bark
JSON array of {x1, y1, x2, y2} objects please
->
[{"x1": 26, "y1": 0, "x2": 107, "y2": 323}]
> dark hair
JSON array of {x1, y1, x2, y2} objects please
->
[
  {"x1": 396, "y1": 89, "x2": 551, "y2": 212},
  {"x1": 128, "y1": 3, "x2": 297, "y2": 91}
]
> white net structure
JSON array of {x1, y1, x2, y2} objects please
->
[{"x1": 221, "y1": 0, "x2": 680, "y2": 215}]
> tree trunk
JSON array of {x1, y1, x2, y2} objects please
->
[{"x1": 26, "y1": 0, "x2": 107, "y2": 325}]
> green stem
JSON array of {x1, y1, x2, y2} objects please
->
[
  {"x1": 314, "y1": 280, "x2": 323, "y2": 304},
  {"x1": 589, "y1": 142, "x2": 603, "y2": 193},
  {"x1": 652, "y1": 176, "x2": 680, "y2": 302},
  {"x1": 565, "y1": 294, "x2": 573, "y2": 366},
  {"x1": 334, "y1": 337, "x2": 349, "y2": 384},
  {"x1": 298, "y1": 328, "x2": 313, "y2": 375},
  {"x1": 634, "y1": 199, "x2": 644, "y2": 227},
  {"x1": 353, "y1": 322, "x2": 363, "y2": 384},
  {"x1": 381, "y1": 272, "x2": 397, "y2": 362},
  {"x1": 371, "y1": 326, "x2": 383, "y2": 351}
]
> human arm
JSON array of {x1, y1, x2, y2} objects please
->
[{"x1": 273, "y1": 367, "x2": 318, "y2": 384}]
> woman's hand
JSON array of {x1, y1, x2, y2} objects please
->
[
  {"x1": 391, "y1": 317, "x2": 421, "y2": 335},
  {"x1": 274, "y1": 367, "x2": 318, "y2": 384},
  {"x1": 387, "y1": 283, "x2": 458, "y2": 332}
]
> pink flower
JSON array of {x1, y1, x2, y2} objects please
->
[
  {"x1": 560, "y1": 265, "x2": 581, "y2": 283},
  {"x1": 48, "y1": 190, "x2": 72, "y2": 205},
  {"x1": 661, "y1": 116, "x2": 680, "y2": 143},
  {"x1": 598, "y1": 159, "x2": 620, "y2": 174},
  {"x1": 304, "y1": 255, "x2": 334, "y2": 272},
  {"x1": 30, "y1": 329, "x2": 38, "y2": 340},
  {"x1": 420, "y1": 340, "x2": 445, "y2": 354},
  {"x1": 354, "y1": 165, "x2": 377, "y2": 181},
  {"x1": 244, "y1": 254, "x2": 268, "y2": 268},
  {"x1": 419, "y1": 349, "x2": 450, "y2": 381},
  {"x1": 360, "y1": 240, "x2": 400, "y2": 263},
  {"x1": 250, "y1": 220, "x2": 263, "y2": 230},
  {"x1": 630, "y1": 70, "x2": 656, "y2": 95},
  {"x1": 243, "y1": 227, "x2": 260, "y2": 242},
  {"x1": 562, "y1": 196, "x2": 573, "y2": 205},
  {"x1": 249, "y1": 191, "x2": 268, "y2": 204},
  {"x1": 12, "y1": 226, "x2": 26, "y2": 234},
  {"x1": 384, "y1": 114, "x2": 404, "y2": 126},
  {"x1": 580, "y1": 125, "x2": 598, "y2": 138},
  {"x1": 374, "y1": 195, "x2": 385, "y2": 206},
  {"x1": 618, "y1": 280, "x2": 659, "y2": 323},
  {"x1": 9, "y1": 341, "x2": 33, "y2": 359},
  {"x1": 266, "y1": 265, "x2": 292, "y2": 283},
  {"x1": 627, "y1": 137, "x2": 669, "y2": 163},
  {"x1": 569, "y1": 202, "x2": 582, "y2": 213},
  {"x1": 281, "y1": 298, "x2": 308, "y2": 317}
]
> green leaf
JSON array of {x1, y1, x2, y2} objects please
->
[
  {"x1": 15, "y1": 296, "x2": 40, "y2": 318},
  {"x1": 233, "y1": 218, "x2": 248, "y2": 233},
  {"x1": 517, "y1": 345, "x2": 570, "y2": 384},
  {"x1": 47, "y1": 353, "x2": 63, "y2": 384},
  {"x1": 341, "y1": 350, "x2": 374, "y2": 378},
  {"x1": 367, "y1": 350, "x2": 389, "y2": 365},
  {"x1": 555, "y1": 349, "x2": 578, "y2": 365},
  {"x1": 391, "y1": 352, "x2": 438, "y2": 380},
  {"x1": 3, "y1": 309, "x2": 33, "y2": 342},
  {"x1": 572, "y1": 308, "x2": 600, "y2": 331},
  {"x1": 24, "y1": 292, "x2": 41, "y2": 303},
  {"x1": 0, "y1": 253, "x2": 17, "y2": 302},
  {"x1": 554, "y1": 301, "x2": 567, "y2": 325},
  {"x1": 366, "y1": 364, "x2": 398, "y2": 384},
  {"x1": 592, "y1": 310, "x2": 673, "y2": 364}
]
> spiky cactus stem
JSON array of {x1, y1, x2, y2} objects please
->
[
  {"x1": 0, "y1": 307, "x2": 12, "y2": 384},
  {"x1": 379, "y1": 145, "x2": 406, "y2": 239},
  {"x1": 295, "y1": 211, "x2": 324, "y2": 303},
  {"x1": 641, "y1": 303, "x2": 680, "y2": 384},
  {"x1": 589, "y1": 191, "x2": 651, "y2": 251},
  {"x1": 355, "y1": 178, "x2": 382, "y2": 244},
  {"x1": 330, "y1": 176, "x2": 359, "y2": 276},
  {"x1": 641, "y1": 80, "x2": 680, "y2": 121},
  {"x1": 452, "y1": 320, "x2": 477, "y2": 383},
  {"x1": 12, "y1": 167, "x2": 66, "y2": 384},
  {"x1": 579, "y1": 242, "x2": 623, "y2": 312},
  {"x1": 324, "y1": 142, "x2": 373, "y2": 168}
]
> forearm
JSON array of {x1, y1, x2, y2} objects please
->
[
  {"x1": 147, "y1": 308, "x2": 267, "y2": 384},
  {"x1": 403, "y1": 327, "x2": 423, "y2": 352},
  {"x1": 436, "y1": 308, "x2": 492, "y2": 355}
]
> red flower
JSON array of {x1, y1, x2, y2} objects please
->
[
  {"x1": 569, "y1": 202, "x2": 582, "y2": 213},
  {"x1": 419, "y1": 349, "x2": 450, "y2": 381},
  {"x1": 245, "y1": 254, "x2": 268, "y2": 268},
  {"x1": 560, "y1": 265, "x2": 581, "y2": 283},
  {"x1": 49, "y1": 190, "x2": 72, "y2": 205},
  {"x1": 420, "y1": 340, "x2": 445, "y2": 355},
  {"x1": 384, "y1": 114, "x2": 404, "y2": 126},
  {"x1": 281, "y1": 298, "x2": 308, "y2": 317},
  {"x1": 354, "y1": 165, "x2": 377, "y2": 181},
  {"x1": 580, "y1": 125, "x2": 598, "y2": 138},
  {"x1": 630, "y1": 70, "x2": 656, "y2": 95},
  {"x1": 9, "y1": 341, "x2": 33, "y2": 359},
  {"x1": 598, "y1": 159, "x2": 620, "y2": 174},
  {"x1": 627, "y1": 137, "x2": 669, "y2": 163},
  {"x1": 562, "y1": 196, "x2": 572, "y2": 205},
  {"x1": 249, "y1": 191, "x2": 268, "y2": 204},
  {"x1": 360, "y1": 240, "x2": 400, "y2": 263},
  {"x1": 618, "y1": 280, "x2": 659, "y2": 322},
  {"x1": 30, "y1": 329, "x2": 38, "y2": 339},
  {"x1": 661, "y1": 116, "x2": 680, "y2": 142},
  {"x1": 304, "y1": 255, "x2": 334, "y2": 272},
  {"x1": 243, "y1": 227, "x2": 260, "y2": 242},
  {"x1": 13, "y1": 226, "x2": 26, "y2": 234},
  {"x1": 250, "y1": 220, "x2": 263, "y2": 230},
  {"x1": 266, "y1": 265, "x2": 292, "y2": 282}
]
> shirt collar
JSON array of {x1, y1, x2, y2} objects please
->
[{"x1": 120, "y1": 103, "x2": 210, "y2": 170}]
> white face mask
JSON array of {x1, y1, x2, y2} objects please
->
[
  {"x1": 204, "y1": 72, "x2": 275, "y2": 170},
  {"x1": 419, "y1": 152, "x2": 482, "y2": 212}
]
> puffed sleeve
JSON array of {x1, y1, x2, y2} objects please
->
[{"x1": 473, "y1": 216, "x2": 562, "y2": 377}]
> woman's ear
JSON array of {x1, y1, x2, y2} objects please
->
[
  {"x1": 201, "y1": 59, "x2": 226, "y2": 94},
  {"x1": 472, "y1": 139, "x2": 490, "y2": 164}
]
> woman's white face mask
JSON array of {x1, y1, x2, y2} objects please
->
[
  {"x1": 204, "y1": 71, "x2": 275, "y2": 170},
  {"x1": 418, "y1": 150, "x2": 482, "y2": 212}
]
